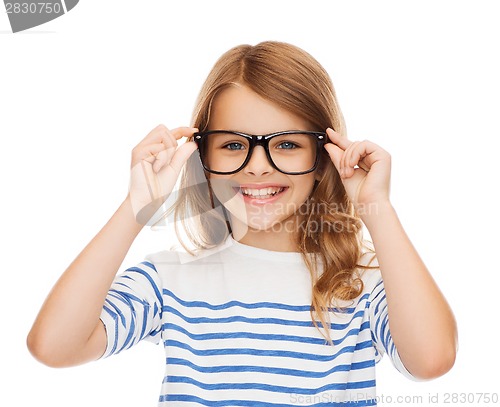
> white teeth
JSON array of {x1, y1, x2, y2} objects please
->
[{"x1": 240, "y1": 187, "x2": 285, "y2": 198}]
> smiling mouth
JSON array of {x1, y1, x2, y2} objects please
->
[{"x1": 233, "y1": 186, "x2": 288, "y2": 199}]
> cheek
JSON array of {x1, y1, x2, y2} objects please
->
[
  {"x1": 291, "y1": 175, "x2": 316, "y2": 201},
  {"x1": 208, "y1": 176, "x2": 238, "y2": 205}
]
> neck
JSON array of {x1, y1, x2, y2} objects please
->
[{"x1": 229, "y1": 214, "x2": 299, "y2": 252}]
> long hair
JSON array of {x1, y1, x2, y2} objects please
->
[{"x1": 166, "y1": 41, "x2": 376, "y2": 342}]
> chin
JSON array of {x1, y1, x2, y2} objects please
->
[{"x1": 247, "y1": 214, "x2": 297, "y2": 233}]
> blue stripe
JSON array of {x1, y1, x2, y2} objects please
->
[
  {"x1": 373, "y1": 293, "x2": 386, "y2": 317},
  {"x1": 165, "y1": 357, "x2": 374, "y2": 378},
  {"x1": 370, "y1": 331, "x2": 377, "y2": 351},
  {"x1": 162, "y1": 305, "x2": 366, "y2": 330},
  {"x1": 160, "y1": 394, "x2": 376, "y2": 406},
  {"x1": 163, "y1": 322, "x2": 370, "y2": 346},
  {"x1": 150, "y1": 328, "x2": 161, "y2": 338},
  {"x1": 105, "y1": 284, "x2": 156, "y2": 352},
  {"x1": 103, "y1": 296, "x2": 136, "y2": 354},
  {"x1": 371, "y1": 287, "x2": 384, "y2": 302},
  {"x1": 164, "y1": 375, "x2": 376, "y2": 394},
  {"x1": 111, "y1": 286, "x2": 147, "y2": 305},
  {"x1": 126, "y1": 264, "x2": 163, "y2": 307},
  {"x1": 380, "y1": 314, "x2": 390, "y2": 351},
  {"x1": 106, "y1": 289, "x2": 141, "y2": 353},
  {"x1": 373, "y1": 302, "x2": 387, "y2": 344},
  {"x1": 101, "y1": 304, "x2": 119, "y2": 355},
  {"x1": 164, "y1": 339, "x2": 373, "y2": 362},
  {"x1": 119, "y1": 312, "x2": 136, "y2": 353},
  {"x1": 371, "y1": 280, "x2": 384, "y2": 300},
  {"x1": 140, "y1": 304, "x2": 149, "y2": 341},
  {"x1": 142, "y1": 260, "x2": 156, "y2": 270},
  {"x1": 103, "y1": 294, "x2": 127, "y2": 326},
  {"x1": 163, "y1": 289, "x2": 364, "y2": 314}
]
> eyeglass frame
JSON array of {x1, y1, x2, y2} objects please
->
[{"x1": 193, "y1": 130, "x2": 328, "y2": 175}]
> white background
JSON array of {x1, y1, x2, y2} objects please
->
[{"x1": 1, "y1": 1, "x2": 499, "y2": 406}]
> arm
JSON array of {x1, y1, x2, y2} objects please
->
[
  {"x1": 27, "y1": 125, "x2": 198, "y2": 368},
  {"x1": 324, "y1": 128, "x2": 458, "y2": 379},
  {"x1": 362, "y1": 201, "x2": 457, "y2": 379},
  {"x1": 27, "y1": 197, "x2": 143, "y2": 367}
]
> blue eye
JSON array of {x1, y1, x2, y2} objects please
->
[
  {"x1": 224, "y1": 142, "x2": 246, "y2": 151},
  {"x1": 277, "y1": 141, "x2": 298, "y2": 149}
]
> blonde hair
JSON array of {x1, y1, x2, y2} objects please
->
[{"x1": 167, "y1": 41, "x2": 375, "y2": 343}]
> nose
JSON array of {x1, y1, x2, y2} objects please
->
[{"x1": 243, "y1": 145, "x2": 274, "y2": 176}]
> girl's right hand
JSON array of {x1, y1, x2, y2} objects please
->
[{"x1": 128, "y1": 124, "x2": 198, "y2": 225}]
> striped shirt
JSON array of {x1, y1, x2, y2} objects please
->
[{"x1": 99, "y1": 235, "x2": 417, "y2": 406}]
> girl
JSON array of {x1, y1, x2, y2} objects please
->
[{"x1": 27, "y1": 41, "x2": 457, "y2": 406}]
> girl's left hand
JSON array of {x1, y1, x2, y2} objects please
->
[{"x1": 324, "y1": 128, "x2": 392, "y2": 214}]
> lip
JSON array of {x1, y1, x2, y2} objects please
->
[
  {"x1": 232, "y1": 184, "x2": 289, "y2": 205},
  {"x1": 237, "y1": 183, "x2": 289, "y2": 189}
]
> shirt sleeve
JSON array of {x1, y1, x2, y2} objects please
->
[
  {"x1": 98, "y1": 260, "x2": 163, "y2": 359},
  {"x1": 368, "y1": 278, "x2": 421, "y2": 381}
]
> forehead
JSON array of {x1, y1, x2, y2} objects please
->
[{"x1": 209, "y1": 84, "x2": 311, "y2": 134}]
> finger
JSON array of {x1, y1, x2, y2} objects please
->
[
  {"x1": 170, "y1": 126, "x2": 199, "y2": 141},
  {"x1": 141, "y1": 124, "x2": 198, "y2": 146},
  {"x1": 153, "y1": 131, "x2": 199, "y2": 173},
  {"x1": 358, "y1": 161, "x2": 370, "y2": 172},
  {"x1": 323, "y1": 142, "x2": 343, "y2": 172},
  {"x1": 326, "y1": 128, "x2": 352, "y2": 151},
  {"x1": 154, "y1": 128, "x2": 199, "y2": 172},
  {"x1": 139, "y1": 124, "x2": 171, "y2": 145},
  {"x1": 345, "y1": 140, "x2": 385, "y2": 177},
  {"x1": 132, "y1": 142, "x2": 167, "y2": 167},
  {"x1": 342, "y1": 141, "x2": 361, "y2": 177},
  {"x1": 158, "y1": 127, "x2": 199, "y2": 153},
  {"x1": 157, "y1": 141, "x2": 198, "y2": 174},
  {"x1": 349, "y1": 140, "x2": 383, "y2": 167},
  {"x1": 152, "y1": 146, "x2": 175, "y2": 173}
]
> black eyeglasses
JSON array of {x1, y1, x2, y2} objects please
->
[{"x1": 193, "y1": 130, "x2": 327, "y2": 175}]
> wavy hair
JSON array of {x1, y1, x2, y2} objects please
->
[{"x1": 166, "y1": 41, "x2": 376, "y2": 343}]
